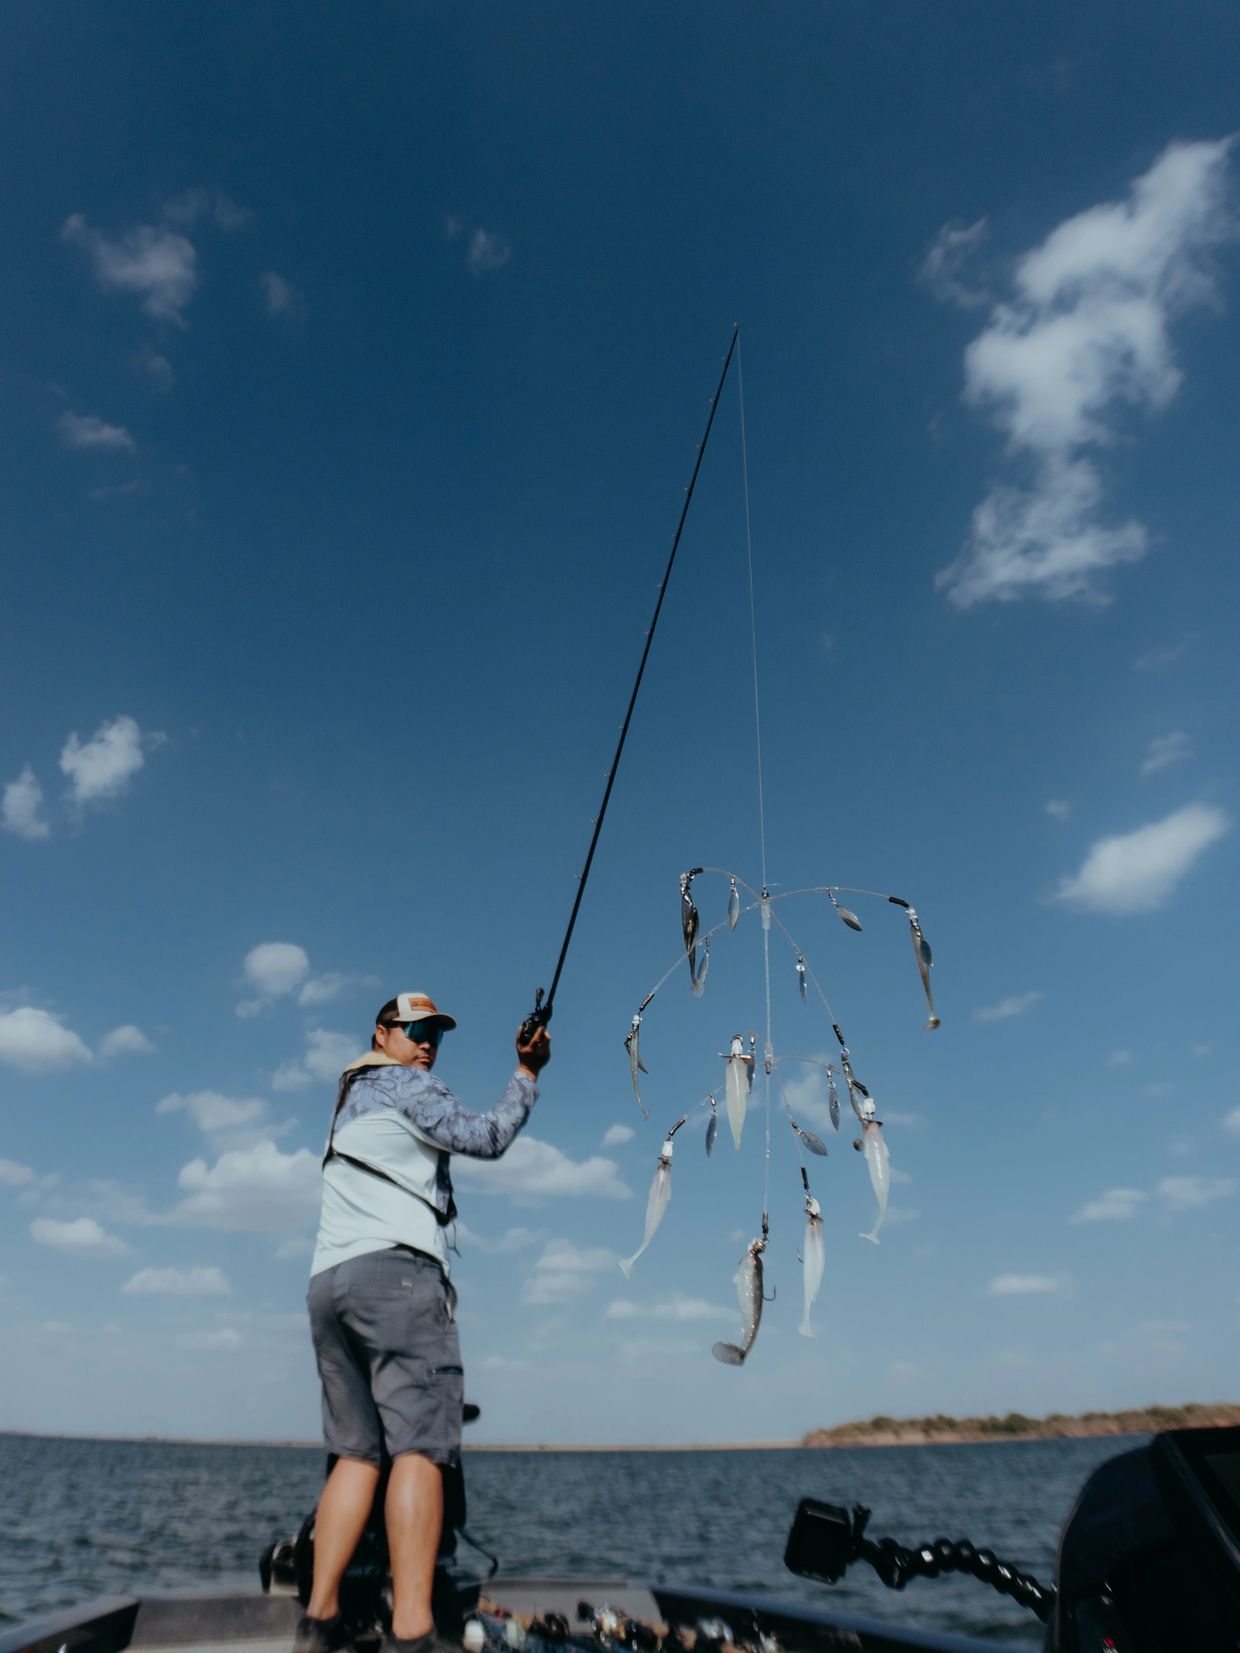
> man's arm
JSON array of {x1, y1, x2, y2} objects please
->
[{"x1": 380, "y1": 1066, "x2": 538, "y2": 1159}]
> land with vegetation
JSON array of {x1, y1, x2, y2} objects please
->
[{"x1": 802, "y1": 1401, "x2": 1240, "y2": 1449}]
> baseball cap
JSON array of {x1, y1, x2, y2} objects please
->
[{"x1": 381, "y1": 991, "x2": 458, "y2": 1030}]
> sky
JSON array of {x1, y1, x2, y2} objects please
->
[{"x1": 1, "y1": 1, "x2": 1238, "y2": 1448}]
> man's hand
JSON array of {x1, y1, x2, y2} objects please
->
[{"x1": 516, "y1": 1025, "x2": 551, "y2": 1077}]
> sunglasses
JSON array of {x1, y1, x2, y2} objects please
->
[{"x1": 390, "y1": 1020, "x2": 445, "y2": 1048}]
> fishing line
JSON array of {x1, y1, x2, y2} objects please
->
[
  {"x1": 520, "y1": 326, "x2": 740, "y2": 1040},
  {"x1": 736, "y1": 335, "x2": 775, "y2": 1230}
]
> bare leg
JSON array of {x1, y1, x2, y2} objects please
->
[
  {"x1": 386, "y1": 1452, "x2": 444, "y2": 1639},
  {"x1": 306, "y1": 1457, "x2": 382, "y2": 1621}
]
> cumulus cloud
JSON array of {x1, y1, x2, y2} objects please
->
[
  {"x1": 1045, "y1": 799, "x2": 1072, "y2": 822},
  {"x1": 260, "y1": 271, "x2": 307, "y2": 321},
  {"x1": 131, "y1": 345, "x2": 174, "y2": 391},
  {"x1": 974, "y1": 990, "x2": 1043, "y2": 1022},
  {"x1": 60, "y1": 714, "x2": 161, "y2": 809},
  {"x1": 1052, "y1": 803, "x2": 1229, "y2": 914},
  {"x1": 271, "y1": 1028, "x2": 358, "y2": 1091},
  {"x1": 30, "y1": 1216, "x2": 129, "y2": 1257},
  {"x1": 62, "y1": 214, "x2": 198, "y2": 326},
  {"x1": 178, "y1": 1326, "x2": 241, "y2": 1350},
  {"x1": 0, "y1": 1007, "x2": 93, "y2": 1072},
  {"x1": 1141, "y1": 731, "x2": 1193, "y2": 776},
  {"x1": 601, "y1": 1124, "x2": 635, "y2": 1147},
  {"x1": 938, "y1": 138, "x2": 1235, "y2": 607},
  {"x1": 1107, "y1": 1048, "x2": 1133, "y2": 1067},
  {"x1": 1157, "y1": 1175, "x2": 1235, "y2": 1210},
  {"x1": 605, "y1": 1297, "x2": 731, "y2": 1322},
  {"x1": 2, "y1": 767, "x2": 50, "y2": 840},
  {"x1": 243, "y1": 942, "x2": 310, "y2": 999},
  {"x1": 522, "y1": 1237, "x2": 615, "y2": 1304},
  {"x1": 55, "y1": 411, "x2": 136, "y2": 452},
  {"x1": 453, "y1": 1136, "x2": 631, "y2": 1203},
  {"x1": 100, "y1": 1024, "x2": 155, "y2": 1059},
  {"x1": 454, "y1": 1223, "x2": 543, "y2": 1254},
  {"x1": 466, "y1": 228, "x2": 512, "y2": 275},
  {"x1": 1071, "y1": 1186, "x2": 1146, "y2": 1222},
  {"x1": 172, "y1": 1138, "x2": 321, "y2": 1230},
  {"x1": 989, "y1": 1273, "x2": 1062, "y2": 1295},
  {"x1": 156, "y1": 1090, "x2": 268, "y2": 1133},
  {"x1": 919, "y1": 216, "x2": 990, "y2": 308},
  {"x1": 0, "y1": 1157, "x2": 35, "y2": 1187},
  {"x1": 1224, "y1": 1107, "x2": 1240, "y2": 1135},
  {"x1": 123, "y1": 1265, "x2": 230, "y2": 1296},
  {"x1": 162, "y1": 187, "x2": 252, "y2": 232}
]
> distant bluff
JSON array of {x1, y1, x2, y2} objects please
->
[{"x1": 802, "y1": 1401, "x2": 1240, "y2": 1448}]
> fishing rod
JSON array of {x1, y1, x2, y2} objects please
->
[{"x1": 519, "y1": 324, "x2": 740, "y2": 1044}]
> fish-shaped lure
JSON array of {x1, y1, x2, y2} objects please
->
[
  {"x1": 619, "y1": 1117, "x2": 684, "y2": 1276},
  {"x1": 799, "y1": 1172, "x2": 825, "y2": 1338},
  {"x1": 711, "y1": 1235, "x2": 771, "y2": 1365},
  {"x1": 832, "y1": 1022, "x2": 873, "y2": 1123},
  {"x1": 690, "y1": 934, "x2": 711, "y2": 1000},
  {"x1": 827, "y1": 1070, "x2": 841, "y2": 1132},
  {"x1": 855, "y1": 1117, "x2": 890, "y2": 1244},
  {"x1": 705, "y1": 1095, "x2": 718, "y2": 1157},
  {"x1": 795, "y1": 953, "x2": 807, "y2": 1003},
  {"x1": 827, "y1": 889, "x2": 863, "y2": 932},
  {"x1": 624, "y1": 993, "x2": 654, "y2": 1120},
  {"x1": 727, "y1": 877, "x2": 740, "y2": 932},
  {"x1": 680, "y1": 868, "x2": 703, "y2": 989},
  {"x1": 723, "y1": 1033, "x2": 753, "y2": 1149},
  {"x1": 889, "y1": 897, "x2": 940, "y2": 1029}
]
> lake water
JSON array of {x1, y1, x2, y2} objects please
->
[{"x1": 0, "y1": 1432, "x2": 1143, "y2": 1647}]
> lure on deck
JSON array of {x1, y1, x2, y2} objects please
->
[
  {"x1": 619, "y1": 1117, "x2": 685, "y2": 1277},
  {"x1": 723, "y1": 1032, "x2": 753, "y2": 1150},
  {"x1": 855, "y1": 1116, "x2": 890, "y2": 1244},
  {"x1": 798, "y1": 1170, "x2": 825, "y2": 1338},
  {"x1": 827, "y1": 889, "x2": 863, "y2": 932},
  {"x1": 889, "y1": 897, "x2": 940, "y2": 1029},
  {"x1": 711, "y1": 1234, "x2": 771, "y2": 1365}
]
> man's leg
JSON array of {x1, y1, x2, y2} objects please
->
[
  {"x1": 385, "y1": 1451, "x2": 444, "y2": 1640},
  {"x1": 306, "y1": 1456, "x2": 382, "y2": 1622}
]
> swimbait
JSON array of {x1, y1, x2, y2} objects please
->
[
  {"x1": 619, "y1": 1119, "x2": 684, "y2": 1276},
  {"x1": 799, "y1": 1173, "x2": 825, "y2": 1338},
  {"x1": 727, "y1": 877, "x2": 740, "y2": 932},
  {"x1": 856, "y1": 1117, "x2": 890, "y2": 1244},
  {"x1": 624, "y1": 993, "x2": 654, "y2": 1120},
  {"x1": 723, "y1": 1032, "x2": 752, "y2": 1149},
  {"x1": 889, "y1": 896, "x2": 940, "y2": 1029},
  {"x1": 832, "y1": 1022, "x2": 872, "y2": 1122},
  {"x1": 680, "y1": 867, "x2": 702, "y2": 986},
  {"x1": 796, "y1": 953, "x2": 807, "y2": 1003},
  {"x1": 827, "y1": 889, "x2": 863, "y2": 931},
  {"x1": 711, "y1": 1235, "x2": 770, "y2": 1365},
  {"x1": 690, "y1": 934, "x2": 711, "y2": 1000}
]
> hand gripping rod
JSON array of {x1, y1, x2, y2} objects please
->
[{"x1": 520, "y1": 325, "x2": 740, "y2": 1042}]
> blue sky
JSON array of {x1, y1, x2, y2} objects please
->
[{"x1": 1, "y1": 2, "x2": 1238, "y2": 1445}]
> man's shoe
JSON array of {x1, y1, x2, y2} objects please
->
[
  {"x1": 380, "y1": 1633, "x2": 458, "y2": 1653},
  {"x1": 292, "y1": 1613, "x2": 350, "y2": 1653}
]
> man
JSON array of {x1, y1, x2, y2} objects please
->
[{"x1": 297, "y1": 991, "x2": 550, "y2": 1653}]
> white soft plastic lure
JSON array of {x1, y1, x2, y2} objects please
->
[
  {"x1": 619, "y1": 1132, "x2": 677, "y2": 1277},
  {"x1": 799, "y1": 1190, "x2": 825, "y2": 1337},
  {"x1": 711, "y1": 1236, "x2": 769, "y2": 1365},
  {"x1": 856, "y1": 1117, "x2": 889, "y2": 1244},
  {"x1": 724, "y1": 1033, "x2": 751, "y2": 1150}
]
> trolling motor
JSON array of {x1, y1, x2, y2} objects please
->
[{"x1": 784, "y1": 1425, "x2": 1240, "y2": 1651}]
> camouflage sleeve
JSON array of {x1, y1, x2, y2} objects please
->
[{"x1": 380, "y1": 1067, "x2": 538, "y2": 1159}]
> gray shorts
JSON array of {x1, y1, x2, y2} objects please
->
[{"x1": 307, "y1": 1246, "x2": 463, "y2": 1468}]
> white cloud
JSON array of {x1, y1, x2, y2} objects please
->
[
  {"x1": 131, "y1": 345, "x2": 174, "y2": 391},
  {"x1": 271, "y1": 1028, "x2": 358, "y2": 1091},
  {"x1": 605, "y1": 1295, "x2": 731, "y2": 1323},
  {"x1": 919, "y1": 217, "x2": 990, "y2": 308},
  {"x1": 989, "y1": 1273, "x2": 1062, "y2": 1295},
  {"x1": 522, "y1": 1237, "x2": 615, "y2": 1305},
  {"x1": 1223, "y1": 1107, "x2": 1240, "y2": 1135},
  {"x1": 62, "y1": 214, "x2": 198, "y2": 326},
  {"x1": 1045, "y1": 799, "x2": 1072, "y2": 822},
  {"x1": 455, "y1": 1222, "x2": 543, "y2": 1255},
  {"x1": 243, "y1": 941, "x2": 310, "y2": 999},
  {"x1": 0, "y1": 1007, "x2": 93, "y2": 1072},
  {"x1": 100, "y1": 1024, "x2": 155, "y2": 1059},
  {"x1": 601, "y1": 1124, "x2": 635, "y2": 1147},
  {"x1": 260, "y1": 270, "x2": 307, "y2": 321},
  {"x1": 178, "y1": 1326, "x2": 241, "y2": 1350},
  {"x1": 1134, "y1": 641, "x2": 1187, "y2": 671},
  {"x1": 1107, "y1": 1048, "x2": 1133, "y2": 1068},
  {"x1": 1052, "y1": 803, "x2": 1229, "y2": 914},
  {"x1": 55, "y1": 411, "x2": 136, "y2": 452},
  {"x1": 974, "y1": 990, "x2": 1043, "y2": 1022},
  {"x1": 1071, "y1": 1186, "x2": 1146, "y2": 1222},
  {"x1": 172, "y1": 1138, "x2": 321, "y2": 1231},
  {"x1": 606, "y1": 1299, "x2": 639, "y2": 1319},
  {"x1": 60, "y1": 714, "x2": 160, "y2": 809},
  {"x1": 453, "y1": 1136, "x2": 632, "y2": 1203},
  {"x1": 30, "y1": 1216, "x2": 129, "y2": 1257},
  {"x1": 2, "y1": 768, "x2": 50, "y2": 840},
  {"x1": 0, "y1": 1157, "x2": 35, "y2": 1187},
  {"x1": 297, "y1": 971, "x2": 374, "y2": 1007},
  {"x1": 466, "y1": 228, "x2": 512, "y2": 275},
  {"x1": 122, "y1": 1265, "x2": 230, "y2": 1296},
  {"x1": 938, "y1": 138, "x2": 1235, "y2": 607},
  {"x1": 1141, "y1": 731, "x2": 1192, "y2": 776},
  {"x1": 1157, "y1": 1176, "x2": 1235, "y2": 1210},
  {"x1": 156, "y1": 1090, "x2": 268, "y2": 1133},
  {"x1": 162, "y1": 187, "x2": 252, "y2": 232}
]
